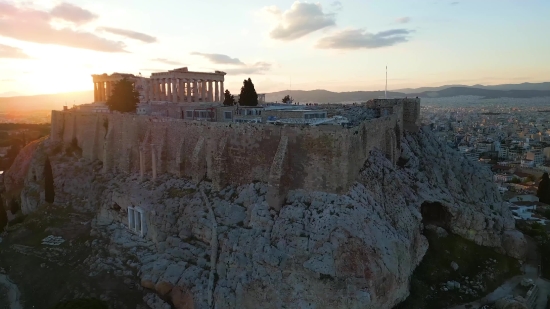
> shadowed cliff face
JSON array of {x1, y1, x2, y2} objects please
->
[{"x1": 4, "y1": 128, "x2": 526, "y2": 309}]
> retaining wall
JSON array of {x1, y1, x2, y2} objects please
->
[{"x1": 50, "y1": 101, "x2": 412, "y2": 209}]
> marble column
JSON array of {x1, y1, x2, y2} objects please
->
[
  {"x1": 93, "y1": 82, "x2": 98, "y2": 102},
  {"x1": 106, "y1": 81, "x2": 112, "y2": 101},
  {"x1": 201, "y1": 80, "x2": 206, "y2": 102},
  {"x1": 99, "y1": 82, "x2": 104, "y2": 101},
  {"x1": 214, "y1": 81, "x2": 219, "y2": 102},
  {"x1": 194, "y1": 80, "x2": 198, "y2": 102},
  {"x1": 173, "y1": 78, "x2": 178, "y2": 102},
  {"x1": 220, "y1": 81, "x2": 224, "y2": 103},
  {"x1": 161, "y1": 79, "x2": 166, "y2": 101},
  {"x1": 166, "y1": 78, "x2": 172, "y2": 102},
  {"x1": 179, "y1": 80, "x2": 183, "y2": 102},
  {"x1": 156, "y1": 79, "x2": 160, "y2": 101},
  {"x1": 186, "y1": 80, "x2": 191, "y2": 102},
  {"x1": 207, "y1": 80, "x2": 213, "y2": 102}
]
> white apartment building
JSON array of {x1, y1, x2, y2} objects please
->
[
  {"x1": 526, "y1": 150, "x2": 544, "y2": 166},
  {"x1": 476, "y1": 141, "x2": 493, "y2": 153}
]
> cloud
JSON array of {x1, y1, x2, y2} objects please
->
[
  {"x1": 0, "y1": 2, "x2": 127, "y2": 52},
  {"x1": 50, "y1": 2, "x2": 97, "y2": 24},
  {"x1": 0, "y1": 44, "x2": 31, "y2": 58},
  {"x1": 191, "y1": 52, "x2": 245, "y2": 65},
  {"x1": 331, "y1": 1, "x2": 343, "y2": 11},
  {"x1": 98, "y1": 27, "x2": 157, "y2": 43},
  {"x1": 451, "y1": 2, "x2": 459, "y2": 5},
  {"x1": 396, "y1": 17, "x2": 411, "y2": 24},
  {"x1": 223, "y1": 62, "x2": 272, "y2": 75},
  {"x1": 152, "y1": 58, "x2": 183, "y2": 66},
  {"x1": 316, "y1": 28, "x2": 412, "y2": 49},
  {"x1": 267, "y1": 1, "x2": 336, "y2": 41}
]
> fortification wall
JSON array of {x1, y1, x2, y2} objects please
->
[{"x1": 50, "y1": 106, "x2": 403, "y2": 209}]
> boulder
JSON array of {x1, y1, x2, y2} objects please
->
[
  {"x1": 495, "y1": 296, "x2": 528, "y2": 309},
  {"x1": 170, "y1": 286, "x2": 194, "y2": 309},
  {"x1": 141, "y1": 279, "x2": 156, "y2": 290},
  {"x1": 501, "y1": 230, "x2": 528, "y2": 260},
  {"x1": 155, "y1": 281, "x2": 173, "y2": 297},
  {"x1": 451, "y1": 261, "x2": 459, "y2": 271}
]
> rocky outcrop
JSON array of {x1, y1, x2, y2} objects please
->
[
  {"x1": 3, "y1": 137, "x2": 46, "y2": 195},
  {"x1": 6, "y1": 128, "x2": 527, "y2": 309}
]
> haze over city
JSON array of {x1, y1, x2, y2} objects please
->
[{"x1": 1, "y1": 0, "x2": 549, "y2": 97}]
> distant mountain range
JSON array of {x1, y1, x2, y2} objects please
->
[
  {"x1": 1, "y1": 82, "x2": 549, "y2": 112},
  {"x1": 0, "y1": 90, "x2": 92, "y2": 112},
  {"x1": 266, "y1": 82, "x2": 550, "y2": 103},
  {"x1": 394, "y1": 82, "x2": 550, "y2": 93}
]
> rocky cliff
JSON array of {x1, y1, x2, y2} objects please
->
[{"x1": 4, "y1": 127, "x2": 526, "y2": 309}]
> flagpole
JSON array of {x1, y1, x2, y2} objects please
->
[{"x1": 385, "y1": 66, "x2": 387, "y2": 99}]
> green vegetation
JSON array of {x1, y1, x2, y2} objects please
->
[
  {"x1": 396, "y1": 230, "x2": 521, "y2": 309},
  {"x1": 238, "y1": 78, "x2": 258, "y2": 106},
  {"x1": 49, "y1": 298, "x2": 108, "y2": 309},
  {"x1": 282, "y1": 95, "x2": 291, "y2": 103},
  {"x1": 537, "y1": 172, "x2": 550, "y2": 204},
  {"x1": 106, "y1": 78, "x2": 140, "y2": 113},
  {"x1": 517, "y1": 221, "x2": 550, "y2": 278},
  {"x1": 168, "y1": 187, "x2": 196, "y2": 199},
  {"x1": 44, "y1": 157, "x2": 55, "y2": 203},
  {"x1": 223, "y1": 89, "x2": 236, "y2": 106}
]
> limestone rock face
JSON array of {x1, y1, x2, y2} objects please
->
[{"x1": 7, "y1": 128, "x2": 526, "y2": 309}]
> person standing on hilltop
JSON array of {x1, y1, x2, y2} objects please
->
[{"x1": 537, "y1": 172, "x2": 550, "y2": 204}]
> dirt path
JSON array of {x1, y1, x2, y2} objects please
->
[{"x1": 0, "y1": 274, "x2": 22, "y2": 309}]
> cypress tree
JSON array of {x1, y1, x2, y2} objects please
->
[
  {"x1": 44, "y1": 157, "x2": 55, "y2": 203},
  {"x1": 106, "y1": 78, "x2": 140, "y2": 113},
  {"x1": 537, "y1": 172, "x2": 550, "y2": 205},
  {"x1": 223, "y1": 90, "x2": 235, "y2": 106},
  {"x1": 238, "y1": 78, "x2": 258, "y2": 106}
]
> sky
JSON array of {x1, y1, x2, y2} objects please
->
[{"x1": 0, "y1": 0, "x2": 549, "y2": 96}]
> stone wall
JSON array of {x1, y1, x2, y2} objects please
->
[{"x1": 50, "y1": 101, "x2": 415, "y2": 209}]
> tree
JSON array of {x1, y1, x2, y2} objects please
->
[
  {"x1": 238, "y1": 78, "x2": 258, "y2": 106},
  {"x1": 223, "y1": 90, "x2": 236, "y2": 106},
  {"x1": 0, "y1": 198, "x2": 7, "y2": 231},
  {"x1": 538, "y1": 173, "x2": 550, "y2": 205},
  {"x1": 282, "y1": 95, "x2": 291, "y2": 103},
  {"x1": 106, "y1": 78, "x2": 140, "y2": 113},
  {"x1": 44, "y1": 157, "x2": 55, "y2": 203}
]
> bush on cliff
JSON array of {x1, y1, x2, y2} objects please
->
[
  {"x1": 44, "y1": 157, "x2": 55, "y2": 203},
  {"x1": 106, "y1": 78, "x2": 140, "y2": 113},
  {"x1": 537, "y1": 172, "x2": 550, "y2": 204},
  {"x1": 238, "y1": 78, "x2": 258, "y2": 106}
]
